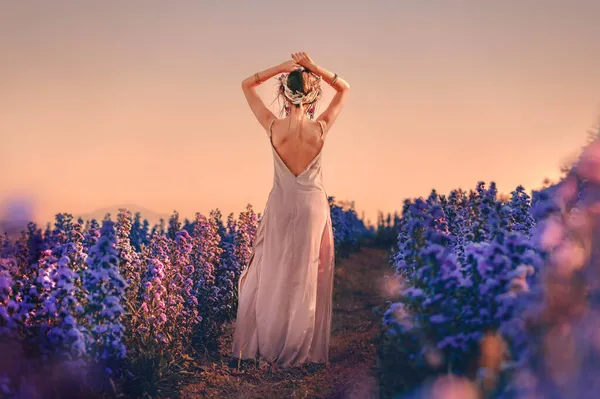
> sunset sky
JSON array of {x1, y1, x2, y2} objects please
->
[{"x1": 1, "y1": 0, "x2": 599, "y2": 227}]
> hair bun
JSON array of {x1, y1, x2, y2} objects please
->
[{"x1": 277, "y1": 71, "x2": 322, "y2": 106}]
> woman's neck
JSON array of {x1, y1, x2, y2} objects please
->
[{"x1": 289, "y1": 105, "x2": 307, "y2": 121}]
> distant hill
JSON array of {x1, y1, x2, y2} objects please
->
[{"x1": 74, "y1": 204, "x2": 171, "y2": 226}]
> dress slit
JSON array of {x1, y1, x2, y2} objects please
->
[{"x1": 308, "y1": 214, "x2": 335, "y2": 362}]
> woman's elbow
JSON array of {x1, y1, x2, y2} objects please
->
[
  {"x1": 337, "y1": 82, "x2": 350, "y2": 93},
  {"x1": 241, "y1": 76, "x2": 254, "y2": 88}
]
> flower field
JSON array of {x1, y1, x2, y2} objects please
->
[
  {"x1": 3, "y1": 139, "x2": 600, "y2": 398},
  {"x1": 0, "y1": 197, "x2": 370, "y2": 398}
]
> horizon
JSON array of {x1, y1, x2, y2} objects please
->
[{"x1": 1, "y1": 179, "x2": 563, "y2": 232}]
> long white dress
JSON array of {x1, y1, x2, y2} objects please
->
[{"x1": 231, "y1": 118, "x2": 335, "y2": 367}]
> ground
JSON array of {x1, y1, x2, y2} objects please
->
[{"x1": 179, "y1": 247, "x2": 394, "y2": 399}]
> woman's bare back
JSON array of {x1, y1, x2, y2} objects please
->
[{"x1": 269, "y1": 118, "x2": 326, "y2": 177}]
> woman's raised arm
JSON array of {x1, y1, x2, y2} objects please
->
[{"x1": 241, "y1": 60, "x2": 300, "y2": 131}]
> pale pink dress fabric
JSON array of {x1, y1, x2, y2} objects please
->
[{"x1": 231, "y1": 118, "x2": 335, "y2": 367}]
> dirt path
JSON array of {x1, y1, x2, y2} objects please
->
[{"x1": 180, "y1": 247, "x2": 394, "y2": 399}]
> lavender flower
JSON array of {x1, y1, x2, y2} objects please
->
[{"x1": 83, "y1": 220, "x2": 127, "y2": 374}]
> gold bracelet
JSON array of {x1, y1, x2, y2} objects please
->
[
  {"x1": 331, "y1": 73, "x2": 338, "y2": 84},
  {"x1": 254, "y1": 72, "x2": 261, "y2": 84}
]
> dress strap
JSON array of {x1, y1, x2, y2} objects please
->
[
  {"x1": 268, "y1": 118, "x2": 276, "y2": 139},
  {"x1": 318, "y1": 120, "x2": 325, "y2": 139}
]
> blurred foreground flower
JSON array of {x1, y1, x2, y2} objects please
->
[
  {"x1": 477, "y1": 331, "x2": 507, "y2": 395},
  {"x1": 498, "y1": 135, "x2": 600, "y2": 398},
  {"x1": 406, "y1": 375, "x2": 481, "y2": 399},
  {"x1": 0, "y1": 194, "x2": 36, "y2": 240}
]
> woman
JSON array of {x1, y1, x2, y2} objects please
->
[{"x1": 231, "y1": 52, "x2": 350, "y2": 369}]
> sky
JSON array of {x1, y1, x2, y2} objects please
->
[{"x1": 1, "y1": 0, "x2": 599, "y2": 227}]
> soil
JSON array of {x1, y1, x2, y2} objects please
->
[{"x1": 179, "y1": 247, "x2": 394, "y2": 399}]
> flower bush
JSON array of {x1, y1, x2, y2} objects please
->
[{"x1": 380, "y1": 182, "x2": 543, "y2": 396}]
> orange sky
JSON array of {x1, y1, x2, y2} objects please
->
[{"x1": 1, "y1": 1, "x2": 599, "y2": 227}]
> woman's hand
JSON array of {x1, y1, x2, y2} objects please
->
[
  {"x1": 278, "y1": 59, "x2": 301, "y2": 73},
  {"x1": 292, "y1": 52, "x2": 316, "y2": 70}
]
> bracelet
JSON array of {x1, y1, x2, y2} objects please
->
[
  {"x1": 331, "y1": 73, "x2": 338, "y2": 84},
  {"x1": 254, "y1": 72, "x2": 261, "y2": 84}
]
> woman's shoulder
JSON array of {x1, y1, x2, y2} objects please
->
[{"x1": 272, "y1": 117, "x2": 322, "y2": 128}]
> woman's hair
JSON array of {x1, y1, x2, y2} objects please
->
[
  {"x1": 272, "y1": 68, "x2": 322, "y2": 119},
  {"x1": 288, "y1": 69, "x2": 317, "y2": 97}
]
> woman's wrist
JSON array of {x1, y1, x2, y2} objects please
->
[
  {"x1": 306, "y1": 63, "x2": 319, "y2": 75},
  {"x1": 313, "y1": 65, "x2": 348, "y2": 91},
  {"x1": 276, "y1": 62, "x2": 289, "y2": 73},
  {"x1": 243, "y1": 65, "x2": 281, "y2": 88}
]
